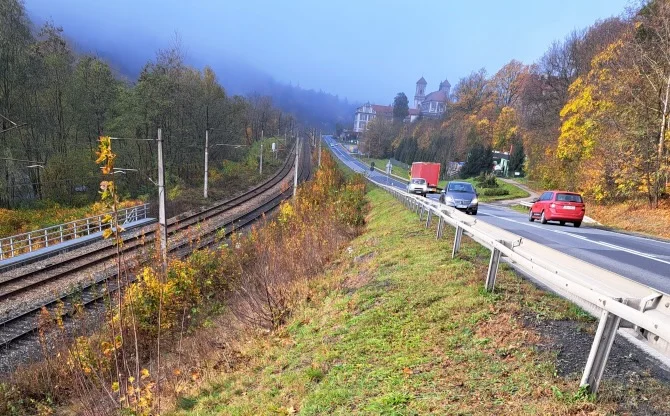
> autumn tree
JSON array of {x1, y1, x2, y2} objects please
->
[{"x1": 489, "y1": 60, "x2": 527, "y2": 108}]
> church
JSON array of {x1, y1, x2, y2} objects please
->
[
  {"x1": 414, "y1": 76, "x2": 450, "y2": 117},
  {"x1": 352, "y1": 76, "x2": 451, "y2": 133}
]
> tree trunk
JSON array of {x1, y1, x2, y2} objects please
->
[{"x1": 656, "y1": 75, "x2": 670, "y2": 208}]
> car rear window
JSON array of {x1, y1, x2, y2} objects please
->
[{"x1": 556, "y1": 193, "x2": 583, "y2": 203}]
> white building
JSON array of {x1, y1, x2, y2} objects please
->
[
  {"x1": 353, "y1": 103, "x2": 420, "y2": 133},
  {"x1": 354, "y1": 76, "x2": 451, "y2": 132}
]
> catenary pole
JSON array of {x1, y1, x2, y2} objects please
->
[
  {"x1": 293, "y1": 137, "x2": 300, "y2": 198},
  {"x1": 203, "y1": 128, "x2": 209, "y2": 198},
  {"x1": 157, "y1": 128, "x2": 168, "y2": 273},
  {"x1": 318, "y1": 130, "x2": 321, "y2": 167}
]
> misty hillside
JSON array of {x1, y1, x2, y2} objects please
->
[{"x1": 52, "y1": 23, "x2": 357, "y2": 131}]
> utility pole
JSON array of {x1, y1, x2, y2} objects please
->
[
  {"x1": 293, "y1": 137, "x2": 300, "y2": 198},
  {"x1": 204, "y1": 106, "x2": 210, "y2": 199},
  {"x1": 157, "y1": 128, "x2": 168, "y2": 274},
  {"x1": 318, "y1": 130, "x2": 322, "y2": 168},
  {"x1": 203, "y1": 128, "x2": 209, "y2": 198},
  {"x1": 259, "y1": 143, "x2": 263, "y2": 175}
]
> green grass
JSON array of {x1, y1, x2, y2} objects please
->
[
  {"x1": 459, "y1": 178, "x2": 530, "y2": 202},
  {"x1": 356, "y1": 156, "x2": 410, "y2": 179},
  {"x1": 165, "y1": 188, "x2": 669, "y2": 416}
]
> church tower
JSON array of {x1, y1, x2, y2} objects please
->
[
  {"x1": 414, "y1": 76, "x2": 427, "y2": 109},
  {"x1": 439, "y1": 78, "x2": 451, "y2": 98}
]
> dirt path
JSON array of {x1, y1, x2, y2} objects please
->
[{"x1": 490, "y1": 178, "x2": 540, "y2": 206}]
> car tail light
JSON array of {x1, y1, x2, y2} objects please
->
[{"x1": 550, "y1": 203, "x2": 556, "y2": 208}]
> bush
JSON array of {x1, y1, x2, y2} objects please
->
[
  {"x1": 482, "y1": 188, "x2": 509, "y2": 196},
  {"x1": 476, "y1": 173, "x2": 499, "y2": 188}
]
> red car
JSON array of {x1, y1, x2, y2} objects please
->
[{"x1": 528, "y1": 191, "x2": 585, "y2": 227}]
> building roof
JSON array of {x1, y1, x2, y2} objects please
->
[
  {"x1": 441, "y1": 78, "x2": 451, "y2": 87},
  {"x1": 371, "y1": 104, "x2": 393, "y2": 115},
  {"x1": 408, "y1": 108, "x2": 420, "y2": 116},
  {"x1": 424, "y1": 90, "x2": 448, "y2": 102},
  {"x1": 416, "y1": 76, "x2": 427, "y2": 85}
]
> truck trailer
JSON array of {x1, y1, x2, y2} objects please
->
[{"x1": 410, "y1": 162, "x2": 441, "y2": 193}]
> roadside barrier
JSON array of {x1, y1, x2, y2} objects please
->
[{"x1": 371, "y1": 179, "x2": 670, "y2": 394}]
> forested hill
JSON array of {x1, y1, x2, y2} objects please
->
[{"x1": 29, "y1": 14, "x2": 357, "y2": 132}]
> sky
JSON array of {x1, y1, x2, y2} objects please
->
[{"x1": 25, "y1": 0, "x2": 631, "y2": 104}]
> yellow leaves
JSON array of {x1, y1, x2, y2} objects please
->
[
  {"x1": 558, "y1": 76, "x2": 613, "y2": 164},
  {"x1": 493, "y1": 106, "x2": 519, "y2": 150}
]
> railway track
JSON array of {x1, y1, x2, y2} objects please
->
[{"x1": 0, "y1": 141, "x2": 311, "y2": 352}]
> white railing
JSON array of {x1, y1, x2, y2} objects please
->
[
  {"x1": 0, "y1": 203, "x2": 150, "y2": 261},
  {"x1": 371, "y1": 179, "x2": 670, "y2": 394}
]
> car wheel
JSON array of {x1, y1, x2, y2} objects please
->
[
  {"x1": 560, "y1": 221, "x2": 565, "y2": 226},
  {"x1": 528, "y1": 210, "x2": 535, "y2": 222},
  {"x1": 574, "y1": 221, "x2": 582, "y2": 228},
  {"x1": 540, "y1": 211, "x2": 547, "y2": 224},
  {"x1": 472, "y1": 209, "x2": 477, "y2": 215}
]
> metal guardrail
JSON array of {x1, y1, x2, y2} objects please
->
[
  {"x1": 0, "y1": 203, "x2": 150, "y2": 260},
  {"x1": 370, "y1": 179, "x2": 670, "y2": 394}
]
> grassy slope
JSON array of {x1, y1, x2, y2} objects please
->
[
  {"x1": 356, "y1": 156, "x2": 410, "y2": 179},
  {"x1": 170, "y1": 189, "x2": 669, "y2": 415}
]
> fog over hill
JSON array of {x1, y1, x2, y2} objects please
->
[{"x1": 28, "y1": 12, "x2": 357, "y2": 131}]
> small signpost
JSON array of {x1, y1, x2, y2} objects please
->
[{"x1": 386, "y1": 160, "x2": 393, "y2": 184}]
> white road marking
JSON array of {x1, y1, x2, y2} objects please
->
[
  {"x1": 327, "y1": 138, "x2": 670, "y2": 267},
  {"x1": 480, "y1": 211, "x2": 670, "y2": 266}
]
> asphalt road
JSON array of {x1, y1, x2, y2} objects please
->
[{"x1": 324, "y1": 135, "x2": 670, "y2": 294}]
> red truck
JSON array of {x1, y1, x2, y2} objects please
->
[{"x1": 410, "y1": 162, "x2": 441, "y2": 193}]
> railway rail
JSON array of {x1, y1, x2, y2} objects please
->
[{"x1": 0, "y1": 140, "x2": 311, "y2": 353}]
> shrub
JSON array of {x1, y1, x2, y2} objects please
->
[
  {"x1": 482, "y1": 188, "x2": 509, "y2": 196},
  {"x1": 476, "y1": 173, "x2": 499, "y2": 188}
]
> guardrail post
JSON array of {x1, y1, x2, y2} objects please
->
[
  {"x1": 425, "y1": 210, "x2": 432, "y2": 228},
  {"x1": 44, "y1": 229, "x2": 49, "y2": 247},
  {"x1": 580, "y1": 307, "x2": 621, "y2": 394},
  {"x1": 451, "y1": 226, "x2": 463, "y2": 258},
  {"x1": 485, "y1": 248, "x2": 501, "y2": 292},
  {"x1": 419, "y1": 206, "x2": 423, "y2": 221},
  {"x1": 436, "y1": 217, "x2": 443, "y2": 239}
]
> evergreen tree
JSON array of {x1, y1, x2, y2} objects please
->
[
  {"x1": 509, "y1": 139, "x2": 525, "y2": 175},
  {"x1": 393, "y1": 92, "x2": 409, "y2": 121},
  {"x1": 460, "y1": 144, "x2": 493, "y2": 178}
]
